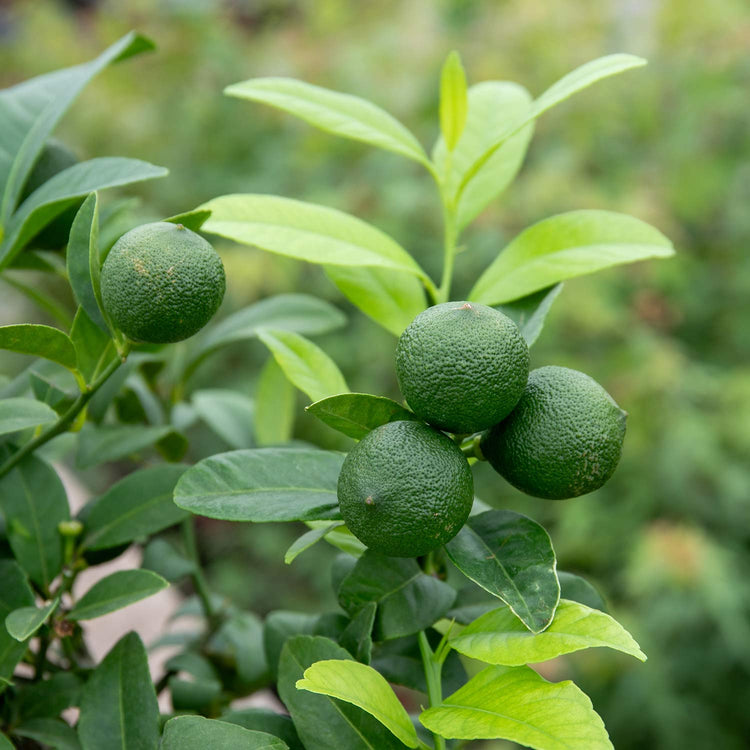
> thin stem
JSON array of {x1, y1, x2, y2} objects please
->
[
  {"x1": 418, "y1": 631, "x2": 446, "y2": 750},
  {"x1": 181, "y1": 517, "x2": 218, "y2": 625}
]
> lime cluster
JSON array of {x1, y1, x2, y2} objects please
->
[{"x1": 338, "y1": 301, "x2": 627, "y2": 559}]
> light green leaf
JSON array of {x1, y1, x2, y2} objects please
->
[
  {"x1": 68, "y1": 570, "x2": 168, "y2": 621},
  {"x1": 420, "y1": 664, "x2": 613, "y2": 748},
  {"x1": 469, "y1": 210, "x2": 675, "y2": 305},
  {"x1": 258, "y1": 329, "x2": 348, "y2": 402},
  {"x1": 199, "y1": 194, "x2": 425, "y2": 278},
  {"x1": 162, "y1": 716, "x2": 288, "y2": 750},
  {"x1": 297, "y1": 660, "x2": 418, "y2": 747},
  {"x1": 285, "y1": 522, "x2": 345, "y2": 564},
  {"x1": 12, "y1": 718, "x2": 82, "y2": 750},
  {"x1": 164, "y1": 208, "x2": 211, "y2": 231},
  {"x1": 0, "y1": 397, "x2": 58, "y2": 436},
  {"x1": 225, "y1": 77, "x2": 429, "y2": 167},
  {"x1": 254, "y1": 357, "x2": 295, "y2": 446},
  {"x1": 439, "y1": 51, "x2": 468, "y2": 151},
  {"x1": 324, "y1": 265, "x2": 426, "y2": 337},
  {"x1": 192, "y1": 389, "x2": 255, "y2": 449},
  {"x1": 309, "y1": 520, "x2": 366, "y2": 558},
  {"x1": 450, "y1": 599, "x2": 646, "y2": 666},
  {"x1": 174, "y1": 448, "x2": 343, "y2": 522},
  {"x1": 5, "y1": 597, "x2": 59, "y2": 641},
  {"x1": 0, "y1": 324, "x2": 78, "y2": 373}
]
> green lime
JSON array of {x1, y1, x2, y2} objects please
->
[
  {"x1": 482, "y1": 366, "x2": 627, "y2": 499},
  {"x1": 395, "y1": 301, "x2": 529, "y2": 434},
  {"x1": 337, "y1": 420, "x2": 473, "y2": 557},
  {"x1": 101, "y1": 221, "x2": 225, "y2": 343}
]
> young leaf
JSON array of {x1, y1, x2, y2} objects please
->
[
  {"x1": 192, "y1": 389, "x2": 255, "y2": 449},
  {"x1": 339, "y1": 601, "x2": 377, "y2": 664},
  {"x1": 338, "y1": 551, "x2": 456, "y2": 640},
  {"x1": 258, "y1": 329, "x2": 348, "y2": 402},
  {"x1": 297, "y1": 659, "x2": 418, "y2": 747},
  {"x1": 77, "y1": 632, "x2": 159, "y2": 750},
  {"x1": 419, "y1": 664, "x2": 613, "y2": 748},
  {"x1": 11, "y1": 718, "x2": 82, "y2": 750},
  {"x1": 81, "y1": 463, "x2": 188, "y2": 550},
  {"x1": 285, "y1": 522, "x2": 345, "y2": 564},
  {"x1": 278, "y1": 636, "x2": 408, "y2": 750},
  {"x1": 0, "y1": 397, "x2": 58, "y2": 436},
  {"x1": 68, "y1": 570, "x2": 168, "y2": 621},
  {"x1": 174, "y1": 448, "x2": 344, "y2": 522},
  {"x1": 0, "y1": 452, "x2": 70, "y2": 590},
  {"x1": 199, "y1": 194, "x2": 426, "y2": 278},
  {"x1": 495, "y1": 283, "x2": 563, "y2": 346},
  {"x1": 75, "y1": 423, "x2": 177, "y2": 468},
  {"x1": 254, "y1": 357, "x2": 295, "y2": 446},
  {"x1": 470, "y1": 210, "x2": 674, "y2": 305},
  {"x1": 0, "y1": 324, "x2": 78, "y2": 373},
  {"x1": 164, "y1": 208, "x2": 212, "y2": 231},
  {"x1": 70, "y1": 307, "x2": 116, "y2": 384},
  {"x1": 324, "y1": 265, "x2": 426, "y2": 337},
  {"x1": 162, "y1": 716, "x2": 288, "y2": 750},
  {"x1": 439, "y1": 51, "x2": 468, "y2": 151},
  {"x1": 5, "y1": 597, "x2": 59, "y2": 641},
  {"x1": 450, "y1": 599, "x2": 645, "y2": 667},
  {"x1": 446, "y1": 509, "x2": 560, "y2": 634},
  {"x1": 225, "y1": 78, "x2": 429, "y2": 167},
  {"x1": 306, "y1": 393, "x2": 417, "y2": 440}
]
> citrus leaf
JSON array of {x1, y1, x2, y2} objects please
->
[
  {"x1": 558, "y1": 571, "x2": 607, "y2": 612},
  {"x1": 199, "y1": 194, "x2": 426, "y2": 278},
  {"x1": 77, "y1": 632, "x2": 159, "y2": 750},
  {"x1": 192, "y1": 389, "x2": 255, "y2": 449},
  {"x1": 220, "y1": 709, "x2": 302, "y2": 750},
  {"x1": 469, "y1": 210, "x2": 674, "y2": 305},
  {"x1": 420, "y1": 664, "x2": 613, "y2": 748},
  {"x1": 254, "y1": 357, "x2": 295, "y2": 446},
  {"x1": 340, "y1": 601, "x2": 376, "y2": 664},
  {"x1": 439, "y1": 51, "x2": 468, "y2": 151},
  {"x1": 164, "y1": 208, "x2": 212, "y2": 231},
  {"x1": 0, "y1": 561, "x2": 35, "y2": 690},
  {"x1": 5, "y1": 597, "x2": 59, "y2": 641},
  {"x1": 70, "y1": 306, "x2": 116, "y2": 384},
  {"x1": 285, "y1": 522, "x2": 345, "y2": 564},
  {"x1": 0, "y1": 397, "x2": 57, "y2": 436},
  {"x1": 306, "y1": 393, "x2": 417, "y2": 440},
  {"x1": 297, "y1": 660, "x2": 418, "y2": 747},
  {"x1": 75, "y1": 423, "x2": 177, "y2": 468},
  {"x1": 174, "y1": 448, "x2": 344, "y2": 522},
  {"x1": 225, "y1": 78, "x2": 429, "y2": 167},
  {"x1": 141, "y1": 538, "x2": 194, "y2": 582},
  {"x1": 258, "y1": 329, "x2": 348, "y2": 403},
  {"x1": 0, "y1": 324, "x2": 78, "y2": 372},
  {"x1": 446, "y1": 510, "x2": 560, "y2": 634},
  {"x1": 495, "y1": 283, "x2": 563, "y2": 347},
  {"x1": 0, "y1": 735, "x2": 12, "y2": 749},
  {"x1": 162, "y1": 716, "x2": 288, "y2": 750},
  {"x1": 12, "y1": 718, "x2": 81, "y2": 750},
  {"x1": 450, "y1": 599, "x2": 646, "y2": 666}
]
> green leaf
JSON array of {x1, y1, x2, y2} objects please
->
[
  {"x1": 338, "y1": 551, "x2": 456, "y2": 640},
  {"x1": 2, "y1": 275, "x2": 73, "y2": 328},
  {"x1": 254, "y1": 358, "x2": 295, "y2": 446},
  {"x1": 446, "y1": 510, "x2": 560, "y2": 634},
  {"x1": 12, "y1": 718, "x2": 82, "y2": 750},
  {"x1": 75, "y1": 423, "x2": 177, "y2": 468},
  {"x1": 495, "y1": 283, "x2": 563, "y2": 347},
  {"x1": 285, "y1": 522, "x2": 345, "y2": 564},
  {"x1": 306, "y1": 393, "x2": 417, "y2": 440},
  {"x1": 433, "y1": 81, "x2": 533, "y2": 231},
  {"x1": 141, "y1": 538, "x2": 194, "y2": 582},
  {"x1": 0, "y1": 397, "x2": 58, "y2": 436},
  {"x1": 5, "y1": 597, "x2": 59, "y2": 640},
  {"x1": 0, "y1": 560, "x2": 35, "y2": 689},
  {"x1": 297, "y1": 659, "x2": 418, "y2": 747},
  {"x1": 420, "y1": 664, "x2": 613, "y2": 747},
  {"x1": 199, "y1": 194, "x2": 426, "y2": 278},
  {"x1": 450, "y1": 599, "x2": 645, "y2": 667},
  {"x1": 456, "y1": 54, "x2": 647, "y2": 201},
  {"x1": 162, "y1": 716, "x2": 288, "y2": 750},
  {"x1": 192, "y1": 389, "x2": 255, "y2": 449},
  {"x1": 558, "y1": 571, "x2": 607, "y2": 612},
  {"x1": 264, "y1": 611, "x2": 321, "y2": 683},
  {"x1": 77, "y1": 632, "x2": 159, "y2": 750},
  {"x1": 0, "y1": 452, "x2": 70, "y2": 589},
  {"x1": 310, "y1": 521, "x2": 366, "y2": 558},
  {"x1": 0, "y1": 735, "x2": 12, "y2": 749},
  {"x1": 439, "y1": 51, "x2": 468, "y2": 151},
  {"x1": 174, "y1": 448, "x2": 343, "y2": 522},
  {"x1": 225, "y1": 77, "x2": 429, "y2": 167},
  {"x1": 278, "y1": 636, "x2": 409, "y2": 750},
  {"x1": 66, "y1": 193, "x2": 108, "y2": 331},
  {"x1": 1, "y1": 158, "x2": 167, "y2": 269},
  {"x1": 68, "y1": 569, "x2": 168, "y2": 621},
  {"x1": 164, "y1": 208, "x2": 211, "y2": 231},
  {"x1": 15, "y1": 672, "x2": 82, "y2": 721},
  {"x1": 70, "y1": 306, "x2": 116, "y2": 384},
  {"x1": 208, "y1": 611, "x2": 268, "y2": 687},
  {"x1": 221, "y1": 709, "x2": 302, "y2": 750},
  {"x1": 258, "y1": 329, "x2": 348, "y2": 402},
  {"x1": 340, "y1": 601, "x2": 376, "y2": 664},
  {"x1": 0, "y1": 324, "x2": 78, "y2": 373},
  {"x1": 324, "y1": 265, "x2": 426, "y2": 337},
  {"x1": 470, "y1": 210, "x2": 674, "y2": 305}
]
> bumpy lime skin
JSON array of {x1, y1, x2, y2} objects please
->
[
  {"x1": 101, "y1": 222, "x2": 225, "y2": 344},
  {"x1": 338, "y1": 420, "x2": 474, "y2": 558},
  {"x1": 395, "y1": 301, "x2": 530, "y2": 434},
  {"x1": 482, "y1": 366, "x2": 627, "y2": 500}
]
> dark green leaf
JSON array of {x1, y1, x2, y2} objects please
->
[
  {"x1": 221, "y1": 709, "x2": 302, "y2": 750},
  {"x1": 68, "y1": 570, "x2": 168, "y2": 621},
  {"x1": 164, "y1": 209, "x2": 211, "y2": 231},
  {"x1": 16, "y1": 672, "x2": 82, "y2": 720},
  {"x1": 30, "y1": 371, "x2": 75, "y2": 414},
  {"x1": 5, "y1": 596, "x2": 59, "y2": 640},
  {"x1": 77, "y1": 632, "x2": 159, "y2": 750},
  {"x1": 192, "y1": 389, "x2": 255, "y2": 449},
  {"x1": 338, "y1": 551, "x2": 456, "y2": 640},
  {"x1": 0, "y1": 560, "x2": 35, "y2": 689},
  {"x1": 174, "y1": 448, "x2": 343, "y2": 522},
  {"x1": 12, "y1": 718, "x2": 81, "y2": 750},
  {"x1": 263, "y1": 611, "x2": 320, "y2": 683},
  {"x1": 558, "y1": 571, "x2": 608, "y2": 612},
  {"x1": 168, "y1": 676, "x2": 221, "y2": 713},
  {"x1": 161, "y1": 716, "x2": 288, "y2": 750},
  {"x1": 0, "y1": 734, "x2": 12, "y2": 749},
  {"x1": 254, "y1": 357, "x2": 295, "y2": 446},
  {"x1": 141, "y1": 538, "x2": 194, "y2": 582},
  {"x1": 70, "y1": 307, "x2": 116, "y2": 384},
  {"x1": 155, "y1": 429, "x2": 188, "y2": 462},
  {"x1": 208, "y1": 611, "x2": 268, "y2": 687},
  {"x1": 0, "y1": 324, "x2": 78, "y2": 373},
  {"x1": 81, "y1": 464, "x2": 188, "y2": 550},
  {"x1": 340, "y1": 601, "x2": 376, "y2": 664},
  {"x1": 0, "y1": 397, "x2": 58, "y2": 436},
  {"x1": 495, "y1": 283, "x2": 563, "y2": 347},
  {"x1": 446, "y1": 510, "x2": 560, "y2": 633},
  {"x1": 306, "y1": 393, "x2": 417, "y2": 440},
  {"x1": 75, "y1": 423, "x2": 176, "y2": 468}
]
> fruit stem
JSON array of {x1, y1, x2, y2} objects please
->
[
  {"x1": 459, "y1": 434, "x2": 485, "y2": 461},
  {"x1": 418, "y1": 630, "x2": 447, "y2": 750}
]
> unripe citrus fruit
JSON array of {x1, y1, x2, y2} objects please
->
[
  {"x1": 481, "y1": 366, "x2": 627, "y2": 499},
  {"x1": 101, "y1": 221, "x2": 225, "y2": 344},
  {"x1": 337, "y1": 420, "x2": 473, "y2": 557},
  {"x1": 395, "y1": 301, "x2": 529, "y2": 434}
]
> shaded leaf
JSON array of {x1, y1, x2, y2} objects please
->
[
  {"x1": 0, "y1": 560, "x2": 35, "y2": 688},
  {"x1": 75, "y1": 423, "x2": 176, "y2": 468},
  {"x1": 68, "y1": 570, "x2": 168, "y2": 621},
  {"x1": 221, "y1": 709, "x2": 302, "y2": 750},
  {"x1": 70, "y1": 306, "x2": 115, "y2": 384},
  {"x1": 12, "y1": 718, "x2": 81, "y2": 750},
  {"x1": 193, "y1": 389, "x2": 255, "y2": 449},
  {"x1": 255, "y1": 357, "x2": 295, "y2": 446},
  {"x1": 339, "y1": 601, "x2": 376, "y2": 664},
  {"x1": 495, "y1": 283, "x2": 563, "y2": 347},
  {"x1": 15, "y1": 672, "x2": 82, "y2": 721},
  {"x1": 0, "y1": 324, "x2": 78, "y2": 373},
  {"x1": 141, "y1": 538, "x2": 194, "y2": 582},
  {"x1": 0, "y1": 397, "x2": 57, "y2": 436},
  {"x1": 162, "y1": 716, "x2": 288, "y2": 750},
  {"x1": 558, "y1": 571, "x2": 608, "y2": 613},
  {"x1": 306, "y1": 393, "x2": 416, "y2": 440}
]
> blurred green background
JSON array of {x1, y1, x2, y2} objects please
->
[{"x1": 2, "y1": 1, "x2": 749, "y2": 747}]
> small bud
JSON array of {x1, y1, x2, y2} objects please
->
[{"x1": 58, "y1": 520, "x2": 83, "y2": 538}]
